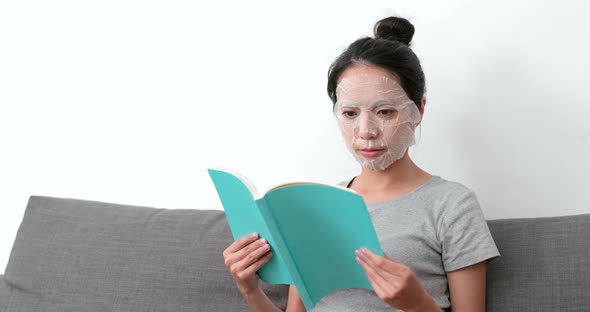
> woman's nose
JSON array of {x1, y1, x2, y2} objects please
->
[{"x1": 355, "y1": 112, "x2": 379, "y2": 139}]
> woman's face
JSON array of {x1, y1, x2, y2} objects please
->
[{"x1": 334, "y1": 64, "x2": 422, "y2": 171}]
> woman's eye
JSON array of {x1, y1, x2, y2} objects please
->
[
  {"x1": 342, "y1": 111, "x2": 357, "y2": 118},
  {"x1": 377, "y1": 109, "x2": 396, "y2": 116}
]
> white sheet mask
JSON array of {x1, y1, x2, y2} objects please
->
[{"x1": 334, "y1": 75, "x2": 422, "y2": 171}]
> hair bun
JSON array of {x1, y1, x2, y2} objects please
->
[{"x1": 373, "y1": 16, "x2": 415, "y2": 46}]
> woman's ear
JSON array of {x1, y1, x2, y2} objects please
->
[
  {"x1": 417, "y1": 97, "x2": 426, "y2": 125},
  {"x1": 420, "y1": 97, "x2": 426, "y2": 116}
]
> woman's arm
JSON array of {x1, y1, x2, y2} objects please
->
[
  {"x1": 285, "y1": 285, "x2": 306, "y2": 312},
  {"x1": 446, "y1": 261, "x2": 487, "y2": 312},
  {"x1": 244, "y1": 285, "x2": 305, "y2": 312},
  {"x1": 240, "y1": 286, "x2": 284, "y2": 312}
]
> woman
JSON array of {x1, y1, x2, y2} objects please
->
[{"x1": 222, "y1": 16, "x2": 500, "y2": 312}]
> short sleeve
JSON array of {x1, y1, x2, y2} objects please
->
[{"x1": 438, "y1": 189, "x2": 500, "y2": 272}]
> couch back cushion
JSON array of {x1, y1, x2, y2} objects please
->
[
  {"x1": 486, "y1": 213, "x2": 590, "y2": 312},
  {"x1": 1, "y1": 196, "x2": 288, "y2": 311},
  {"x1": 0, "y1": 274, "x2": 8, "y2": 310}
]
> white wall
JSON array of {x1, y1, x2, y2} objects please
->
[{"x1": 1, "y1": 0, "x2": 589, "y2": 272}]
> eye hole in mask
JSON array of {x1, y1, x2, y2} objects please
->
[{"x1": 339, "y1": 107, "x2": 399, "y2": 122}]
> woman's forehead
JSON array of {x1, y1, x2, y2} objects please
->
[
  {"x1": 337, "y1": 63, "x2": 401, "y2": 83},
  {"x1": 337, "y1": 75, "x2": 402, "y2": 90},
  {"x1": 336, "y1": 75, "x2": 409, "y2": 102}
]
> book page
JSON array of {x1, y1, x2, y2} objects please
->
[{"x1": 264, "y1": 181, "x2": 358, "y2": 196}]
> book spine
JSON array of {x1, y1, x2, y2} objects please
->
[{"x1": 257, "y1": 198, "x2": 314, "y2": 309}]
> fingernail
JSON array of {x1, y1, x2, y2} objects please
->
[
  {"x1": 250, "y1": 233, "x2": 258, "y2": 238},
  {"x1": 260, "y1": 238, "x2": 267, "y2": 244}
]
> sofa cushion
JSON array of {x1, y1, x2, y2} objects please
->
[
  {"x1": 486, "y1": 213, "x2": 590, "y2": 312},
  {"x1": 2, "y1": 196, "x2": 288, "y2": 312}
]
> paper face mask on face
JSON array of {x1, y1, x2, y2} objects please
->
[{"x1": 334, "y1": 75, "x2": 422, "y2": 171}]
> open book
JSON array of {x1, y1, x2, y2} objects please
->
[{"x1": 208, "y1": 168, "x2": 383, "y2": 310}]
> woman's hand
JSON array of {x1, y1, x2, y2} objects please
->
[
  {"x1": 355, "y1": 247, "x2": 441, "y2": 312},
  {"x1": 223, "y1": 232, "x2": 273, "y2": 296}
]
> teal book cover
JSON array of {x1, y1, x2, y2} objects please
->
[{"x1": 208, "y1": 168, "x2": 383, "y2": 310}]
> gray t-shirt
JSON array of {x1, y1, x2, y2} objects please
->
[{"x1": 309, "y1": 175, "x2": 500, "y2": 311}]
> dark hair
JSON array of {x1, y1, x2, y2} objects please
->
[{"x1": 327, "y1": 16, "x2": 425, "y2": 110}]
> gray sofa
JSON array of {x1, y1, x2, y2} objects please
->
[{"x1": 0, "y1": 196, "x2": 588, "y2": 311}]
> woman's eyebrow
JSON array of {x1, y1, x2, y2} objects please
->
[
  {"x1": 341, "y1": 101, "x2": 360, "y2": 107},
  {"x1": 371, "y1": 99, "x2": 394, "y2": 108},
  {"x1": 340, "y1": 99, "x2": 396, "y2": 108}
]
